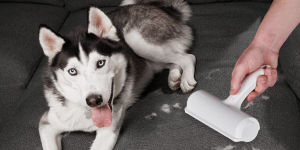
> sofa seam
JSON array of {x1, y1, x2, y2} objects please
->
[
  {"x1": 23, "y1": 55, "x2": 44, "y2": 89},
  {"x1": 23, "y1": 9, "x2": 70, "y2": 89},
  {"x1": 57, "y1": 10, "x2": 71, "y2": 33},
  {"x1": 0, "y1": 1, "x2": 64, "y2": 7}
]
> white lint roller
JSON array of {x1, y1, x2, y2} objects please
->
[{"x1": 185, "y1": 66, "x2": 269, "y2": 142}]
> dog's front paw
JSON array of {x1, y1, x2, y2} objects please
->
[
  {"x1": 90, "y1": 131, "x2": 118, "y2": 150},
  {"x1": 168, "y1": 69, "x2": 181, "y2": 91},
  {"x1": 180, "y1": 77, "x2": 197, "y2": 93}
]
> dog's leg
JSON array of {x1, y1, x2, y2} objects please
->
[
  {"x1": 90, "y1": 105, "x2": 124, "y2": 150},
  {"x1": 124, "y1": 30, "x2": 196, "y2": 93},
  {"x1": 39, "y1": 111, "x2": 62, "y2": 150},
  {"x1": 152, "y1": 52, "x2": 196, "y2": 93},
  {"x1": 165, "y1": 53, "x2": 196, "y2": 93},
  {"x1": 168, "y1": 64, "x2": 182, "y2": 91},
  {"x1": 143, "y1": 52, "x2": 196, "y2": 93},
  {"x1": 175, "y1": 53, "x2": 197, "y2": 93}
]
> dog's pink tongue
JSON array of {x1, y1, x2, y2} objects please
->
[{"x1": 92, "y1": 104, "x2": 112, "y2": 128}]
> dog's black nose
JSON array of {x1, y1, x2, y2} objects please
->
[{"x1": 86, "y1": 94, "x2": 103, "y2": 107}]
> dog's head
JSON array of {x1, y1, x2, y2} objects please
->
[{"x1": 39, "y1": 7, "x2": 127, "y2": 127}]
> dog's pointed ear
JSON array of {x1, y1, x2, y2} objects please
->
[
  {"x1": 88, "y1": 7, "x2": 120, "y2": 41},
  {"x1": 39, "y1": 25, "x2": 65, "y2": 60}
]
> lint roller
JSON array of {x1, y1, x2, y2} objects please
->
[{"x1": 185, "y1": 66, "x2": 269, "y2": 142}]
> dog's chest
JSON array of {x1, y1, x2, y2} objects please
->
[
  {"x1": 55, "y1": 107, "x2": 98, "y2": 132},
  {"x1": 84, "y1": 109, "x2": 92, "y2": 119}
]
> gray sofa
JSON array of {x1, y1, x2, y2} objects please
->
[{"x1": 1, "y1": 0, "x2": 300, "y2": 149}]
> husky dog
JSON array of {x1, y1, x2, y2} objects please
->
[{"x1": 38, "y1": 0, "x2": 196, "y2": 149}]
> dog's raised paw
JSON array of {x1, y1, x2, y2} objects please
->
[{"x1": 180, "y1": 78, "x2": 197, "y2": 93}]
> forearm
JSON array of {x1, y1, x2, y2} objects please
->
[{"x1": 252, "y1": 0, "x2": 300, "y2": 53}]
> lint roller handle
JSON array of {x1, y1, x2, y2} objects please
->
[{"x1": 223, "y1": 65, "x2": 270, "y2": 110}]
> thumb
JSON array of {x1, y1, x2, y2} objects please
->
[{"x1": 265, "y1": 53, "x2": 279, "y2": 68}]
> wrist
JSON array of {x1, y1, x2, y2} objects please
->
[
  {"x1": 247, "y1": 37, "x2": 280, "y2": 69},
  {"x1": 251, "y1": 33, "x2": 281, "y2": 54}
]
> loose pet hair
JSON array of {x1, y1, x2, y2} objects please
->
[{"x1": 38, "y1": 0, "x2": 196, "y2": 149}]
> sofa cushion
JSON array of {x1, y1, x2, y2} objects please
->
[
  {"x1": 0, "y1": 3, "x2": 68, "y2": 131},
  {"x1": 279, "y1": 24, "x2": 300, "y2": 100},
  {"x1": 64, "y1": 0, "x2": 272, "y2": 12},
  {"x1": 1, "y1": 2, "x2": 300, "y2": 150},
  {"x1": 0, "y1": 0, "x2": 64, "y2": 6},
  {"x1": 64, "y1": 0, "x2": 122, "y2": 12}
]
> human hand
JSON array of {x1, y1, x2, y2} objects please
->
[{"x1": 230, "y1": 43, "x2": 279, "y2": 101}]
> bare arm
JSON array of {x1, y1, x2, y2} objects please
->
[{"x1": 253, "y1": 0, "x2": 300, "y2": 52}]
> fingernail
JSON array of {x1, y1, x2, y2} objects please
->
[
  {"x1": 261, "y1": 78, "x2": 266, "y2": 83},
  {"x1": 230, "y1": 87, "x2": 236, "y2": 91},
  {"x1": 268, "y1": 71, "x2": 272, "y2": 76}
]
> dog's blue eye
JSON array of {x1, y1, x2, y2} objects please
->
[
  {"x1": 97, "y1": 60, "x2": 106, "y2": 68},
  {"x1": 68, "y1": 68, "x2": 77, "y2": 76}
]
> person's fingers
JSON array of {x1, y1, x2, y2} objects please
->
[
  {"x1": 245, "y1": 76, "x2": 268, "y2": 101},
  {"x1": 230, "y1": 65, "x2": 247, "y2": 95},
  {"x1": 265, "y1": 68, "x2": 277, "y2": 87},
  {"x1": 256, "y1": 75, "x2": 268, "y2": 94},
  {"x1": 245, "y1": 91, "x2": 259, "y2": 102}
]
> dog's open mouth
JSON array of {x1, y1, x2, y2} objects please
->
[{"x1": 92, "y1": 79, "x2": 114, "y2": 128}]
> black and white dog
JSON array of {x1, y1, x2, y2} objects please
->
[{"x1": 38, "y1": 0, "x2": 196, "y2": 149}]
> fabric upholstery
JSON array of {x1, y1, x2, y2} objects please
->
[
  {"x1": 0, "y1": 0, "x2": 64, "y2": 6},
  {"x1": 64, "y1": 0, "x2": 273, "y2": 12},
  {"x1": 64, "y1": 0, "x2": 123, "y2": 12},
  {"x1": 187, "y1": 0, "x2": 273, "y2": 4},
  {"x1": 279, "y1": 24, "x2": 300, "y2": 100},
  {"x1": 0, "y1": 3, "x2": 69, "y2": 131},
  {"x1": 1, "y1": 2, "x2": 300, "y2": 150}
]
